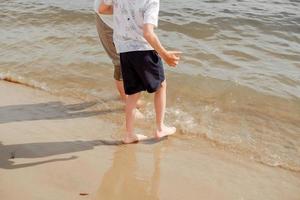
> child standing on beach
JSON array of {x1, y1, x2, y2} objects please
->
[
  {"x1": 94, "y1": 0, "x2": 126, "y2": 102},
  {"x1": 99, "y1": 0, "x2": 181, "y2": 144}
]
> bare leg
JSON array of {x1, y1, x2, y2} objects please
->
[
  {"x1": 115, "y1": 80, "x2": 144, "y2": 110},
  {"x1": 154, "y1": 80, "x2": 176, "y2": 138},
  {"x1": 123, "y1": 92, "x2": 147, "y2": 144},
  {"x1": 115, "y1": 80, "x2": 127, "y2": 102}
]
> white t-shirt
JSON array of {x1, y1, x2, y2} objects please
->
[
  {"x1": 94, "y1": 0, "x2": 114, "y2": 29},
  {"x1": 103, "y1": 0, "x2": 159, "y2": 53}
]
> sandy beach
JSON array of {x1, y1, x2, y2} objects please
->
[{"x1": 0, "y1": 80, "x2": 299, "y2": 200}]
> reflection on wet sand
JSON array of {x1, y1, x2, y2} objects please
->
[{"x1": 95, "y1": 144, "x2": 162, "y2": 200}]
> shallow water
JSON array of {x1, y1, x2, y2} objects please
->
[{"x1": 0, "y1": 0, "x2": 300, "y2": 171}]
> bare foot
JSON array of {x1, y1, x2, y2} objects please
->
[
  {"x1": 134, "y1": 108, "x2": 145, "y2": 119},
  {"x1": 122, "y1": 134, "x2": 148, "y2": 144},
  {"x1": 155, "y1": 126, "x2": 176, "y2": 138},
  {"x1": 136, "y1": 99, "x2": 145, "y2": 109}
]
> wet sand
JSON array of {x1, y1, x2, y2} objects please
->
[{"x1": 0, "y1": 80, "x2": 299, "y2": 200}]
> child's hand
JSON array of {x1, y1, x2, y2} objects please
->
[{"x1": 162, "y1": 51, "x2": 182, "y2": 67}]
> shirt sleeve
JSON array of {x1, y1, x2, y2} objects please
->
[
  {"x1": 103, "y1": 0, "x2": 113, "y2": 6},
  {"x1": 144, "y1": 0, "x2": 159, "y2": 27}
]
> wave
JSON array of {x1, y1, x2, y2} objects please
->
[
  {"x1": 0, "y1": 72, "x2": 49, "y2": 92},
  {"x1": 2, "y1": 5, "x2": 94, "y2": 27},
  {"x1": 159, "y1": 20, "x2": 218, "y2": 39},
  {"x1": 166, "y1": 107, "x2": 300, "y2": 173}
]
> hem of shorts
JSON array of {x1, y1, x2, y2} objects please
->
[
  {"x1": 125, "y1": 88, "x2": 146, "y2": 95},
  {"x1": 113, "y1": 76, "x2": 123, "y2": 81},
  {"x1": 147, "y1": 78, "x2": 165, "y2": 94},
  {"x1": 113, "y1": 65, "x2": 122, "y2": 81}
]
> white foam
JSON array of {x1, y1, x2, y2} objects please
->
[{"x1": 0, "y1": 71, "x2": 49, "y2": 92}]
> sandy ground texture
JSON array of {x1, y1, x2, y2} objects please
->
[{"x1": 0, "y1": 80, "x2": 300, "y2": 200}]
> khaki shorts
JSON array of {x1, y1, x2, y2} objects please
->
[{"x1": 95, "y1": 14, "x2": 122, "y2": 81}]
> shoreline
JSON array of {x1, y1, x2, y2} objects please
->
[{"x1": 0, "y1": 80, "x2": 299, "y2": 200}]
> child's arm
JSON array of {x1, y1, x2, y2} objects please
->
[
  {"x1": 99, "y1": 2, "x2": 113, "y2": 14},
  {"x1": 143, "y1": 24, "x2": 181, "y2": 67}
]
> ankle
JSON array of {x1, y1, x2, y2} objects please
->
[
  {"x1": 125, "y1": 132, "x2": 135, "y2": 138},
  {"x1": 156, "y1": 128, "x2": 162, "y2": 132},
  {"x1": 156, "y1": 124, "x2": 165, "y2": 132}
]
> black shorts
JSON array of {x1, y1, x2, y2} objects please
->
[{"x1": 120, "y1": 50, "x2": 165, "y2": 95}]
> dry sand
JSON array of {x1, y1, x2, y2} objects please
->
[{"x1": 0, "y1": 80, "x2": 299, "y2": 200}]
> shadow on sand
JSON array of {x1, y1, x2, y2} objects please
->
[
  {"x1": 0, "y1": 101, "x2": 122, "y2": 124},
  {"x1": 0, "y1": 137, "x2": 167, "y2": 169}
]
